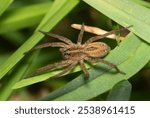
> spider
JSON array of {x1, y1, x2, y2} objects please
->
[{"x1": 28, "y1": 24, "x2": 130, "y2": 79}]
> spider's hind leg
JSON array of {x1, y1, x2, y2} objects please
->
[{"x1": 86, "y1": 58, "x2": 126, "y2": 74}]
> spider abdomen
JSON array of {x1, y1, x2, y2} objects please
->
[{"x1": 84, "y1": 42, "x2": 110, "y2": 57}]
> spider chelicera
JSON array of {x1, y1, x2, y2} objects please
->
[{"x1": 28, "y1": 24, "x2": 130, "y2": 79}]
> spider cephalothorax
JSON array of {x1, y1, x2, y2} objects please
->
[{"x1": 29, "y1": 24, "x2": 129, "y2": 79}]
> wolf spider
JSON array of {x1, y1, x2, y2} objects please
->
[{"x1": 29, "y1": 24, "x2": 130, "y2": 79}]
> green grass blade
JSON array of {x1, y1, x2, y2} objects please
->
[
  {"x1": 40, "y1": 33, "x2": 150, "y2": 101},
  {"x1": 0, "y1": 0, "x2": 13, "y2": 16},
  {"x1": 131, "y1": 0, "x2": 150, "y2": 8},
  {"x1": 0, "y1": 2, "x2": 53, "y2": 34},
  {"x1": 12, "y1": 64, "x2": 83, "y2": 89},
  {"x1": 106, "y1": 80, "x2": 132, "y2": 101},
  {"x1": 0, "y1": 0, "x2": 79, "y2": 80},
  {"x1": 0, "y1": 53, "x2": 38, "y2": 100},
  {"x1": 83, "y1": 0, "x2": 150, "y2": 43},
  {"x1": 0, "y1": 53, "x2": 11, "y2": 63}
]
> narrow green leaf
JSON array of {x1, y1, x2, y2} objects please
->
[
  {"x1": 12, "y1": 66, "x2": 81, "y2": 89},
  {"x1": 83, "y1": 0, "x2": 150, "y2": 43},
  {"x1": 0, "y1": 53, "x2": 11, "y2": 63},
  {"x1": 131, "y1": 0, "x2": 150, "y2": 8},
  {"x1": 0, "y1": 2, "x2": 53, "y2": 34},
  {"x1": 106, "y1": 80, "x2": 132, "y2": 101},
  {"x1": 40, "y1": 33, "x2": 150, "y2": 101},
  {"x1": 0, "y1": 52, "x2": 38, "y2": 100},
  {"x1": 0, "y1": 0, "x2": 13, "y2": 16},
  {"x1": 0, "y1": 0, "x2": 79, "y2": 80}
]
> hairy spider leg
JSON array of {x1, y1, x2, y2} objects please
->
[
  {"x1": 86, "y1": 25, "x2": 132, "y2": 44},
  {"x1": 39, "y1": 30, "x2": 74, "y2": 45},
  {"x1": 86, "y1": 57, "x2": 126, "y2": 74},
  {"x1": 50, "y1": 61, "x2": 78, "y2": 79},
  {"x1": 79, "y1": 60, "x2": 89, "y2": 79},
  {"x1": 33, "y1": 42, "x2": 68, "y2": 49},
  {"x1": 28, "y1": 60, "x2": 73, "y2": 77},
  {"x1": 25, "y1": 42, "x2": 69, "y2": 54},
  {"x1": 77, "y1": 23, "x2": 84, "y2": 44}
]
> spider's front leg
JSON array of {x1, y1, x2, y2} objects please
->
[
  {"x1": 77, "y1": 23, "x2": 84, "y2": 44},
  {"x1": 24, "y1": 42, "x2": 68, "y2": 54},
  {"x1": 39, "y1": 30, "x2": 74, "y2": 45},
  {"x1": 86, "y1": 58, "x2": 125, "y2": 74}
]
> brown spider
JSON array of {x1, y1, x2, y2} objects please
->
[{"x1": 28, "y1": 24, "x2": 130, "y2": 79}]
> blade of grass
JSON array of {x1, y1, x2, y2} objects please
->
[
  {"x1": 83, "y1": 0, "x2": 150, "y2": 43},
  {"x1": 0, "y1": 53, "x2": 11, "y2": 63},
  {"x1": 0, "y1": 0, "x2": 13, "y2": 16},
  {"x1": 0, "y1": 2, "x2": 53, "y2": 34},
  {"x1": 12, "y1": 64, "x2": 84, "y2": 89},
  {"x1": 0, "y1": 0, "x2": 80, "y2": 80},
  {"x1": 131, "y1": 0, "x2": 150, "y2": 8},
  {"x1": 40, "y1": 33, "x2": 150, "y2": 100},
  {"x1": 0, "y1": 52, "x2": 38, "y2": 100},
  {"x1": 106, "y1": 80, "x2": 132, "y2": 101}
]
